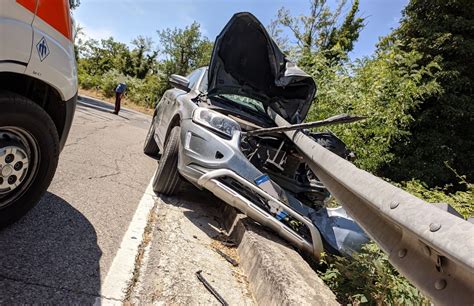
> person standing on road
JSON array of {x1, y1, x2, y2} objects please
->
[{"x1": 114, "y1": 82, "x2": 127, "y2": 115}]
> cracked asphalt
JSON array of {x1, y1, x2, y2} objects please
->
[{"x1": 0, "y1": 96, "x2": 156, "y2": 303}]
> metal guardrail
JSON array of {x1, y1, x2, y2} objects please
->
[{"x1": 271, "y1": 111, "x2": 474, "y2": 305}]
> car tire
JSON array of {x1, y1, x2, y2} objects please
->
[
  {"x1": 0, "y1": 91, "x2": 60, "y2": 228},
  {"x1": 143, "y1": 121, "x2": 159, "y2": 157},
  {"x1": 152, "y1": 126, "x2": 184, "y2": 195}
]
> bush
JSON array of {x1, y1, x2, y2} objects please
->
[
  {"x1": 317, "y1": 179, "x2": 471, "y2": 304},
  {"x1": 98, "y1": 70, "x2": 126, "y2": 98},
  {"x1": 125, "y1": 74, "x2": 165, "y2": 108},
  {"x1": 400, "y1": 179, "x2": 473, "y2": 219},
  {"x1": 78, "y1": 71, "x2": 101, "y2": 90},
  {"x1": 304, "y1": 45, "x2": 441, "y2": 174},
  {"x1": 319, "y1": 243, "x2": 429, "y2": 305},
  {"x1": 78, "y1": 69, "x2": 166, "y2": 108}
]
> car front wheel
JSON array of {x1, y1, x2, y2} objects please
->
[
  {"x1": 0, "y1": 91, "x2": 59, "y2": 228},
  {"x1": 152, "y1": 126, "x2": 184, "y2": 195}
]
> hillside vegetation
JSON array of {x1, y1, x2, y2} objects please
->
[{"x1": 74, "y1": 0, "x2": 473, "y2": 303}]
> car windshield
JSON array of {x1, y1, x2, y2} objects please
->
[{"x1": 214, "y1": 94, "x2": 266, "y2": 114}]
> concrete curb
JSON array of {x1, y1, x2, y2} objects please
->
[{"x1": 219, "y1": 204, "x2": 338, "y2": 306}]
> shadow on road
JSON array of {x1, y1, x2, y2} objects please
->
[
  {"x1": 0, "y1": 192, "x2": 101, "y2": 304},
  {"x1": 78, "y1": 95, "x2": 131, "y2": 119},
  {"x1": 78, "y1": 95, "x2": 114, "y2": 111},
  {"x1": 162, "y1": 184, "x2": 298, "y2": 254},
  {"x1": 160, "y1": 185, "x2": 225, "y2": 239}
]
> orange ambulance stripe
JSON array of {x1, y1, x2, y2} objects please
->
[
  {"x1": 16, "y1": 0, "x2": 36, "y2": 12},
  {"x1": 16, "y1": 0, "x2": 72, "y2": 40}
]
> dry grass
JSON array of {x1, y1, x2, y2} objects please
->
[
  {"x1": 211, "y1": 237, "x2": 254, "y2": 300},
  {"x1": 211, "y1": 239, "x2": 240, "y2": 266},
  {"x1": 79, "y1": 88, "x2": 154, "y2": 116}
]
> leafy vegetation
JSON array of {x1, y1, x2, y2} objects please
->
[
  {"x1": 401, "y1": 178, "x2": 474, "y2": 219},
  {"x1": 303, "y1": 47, "x2": 441, "y2": 173},
  {"x1": 158, "y1": 22, "x2": 213, "y2": 77},
  {"x1": 318, "y1": 177, "x2": 472, "y2": 304},
  {"x1": 75, "y1": 23, "x2": 211, "y2": 108},
  {"x1": 271, "y1": 0, "x2": 364, "y2": 62},
  {"x1": 319, "y1": 243, "x2": 429, "y2": 305},
  {"x1": 271, "y1": 0, "x2": 472, "y2": 303},
  {"x1": 381, "y1": 0, "x2": 474, "y2": 189}
]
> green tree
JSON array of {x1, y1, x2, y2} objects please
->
[
  {"x1": 306, "y1": 44, "x2": 441, "y2": 173},
  {"x1": 77, "y1": 35, "x2": 158, "y2": 80},
  {"x1": 273, "y1": 0, "x2": 365, "y2": 61},
  {"x1": 76, "y1": 22, "x2": 213, "y2": 108},
  {"x1": 381, "y1": 0, "x2": 474, "y2": 189},
  {"x1": 128, "y1": 36, "x2": 158, "y2": 79},
  {"x1": 157, "y1": 22, "x2": 213, "y2": 77},
  {"x1": 78, "y1": 37, "x2": 130, "y2": 76}
]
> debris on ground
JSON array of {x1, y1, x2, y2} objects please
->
[
  {"x1": 196, "y1": 270, "x2": 229, "y2": 306},
  {"x1": 130, "y1": 190, "x2": 255, "y2": 305}
]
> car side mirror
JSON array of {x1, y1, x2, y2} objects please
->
[{"x1": 169, "y1": 74, "x2": 191, "y2": 92}]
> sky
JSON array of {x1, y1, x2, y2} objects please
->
[{"x1": 74, "y1": 0, "x2": 408, "y2": 59}]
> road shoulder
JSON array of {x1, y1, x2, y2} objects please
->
[{"x1": 132, "y1": 189, "x2": 255, "y2": 305}]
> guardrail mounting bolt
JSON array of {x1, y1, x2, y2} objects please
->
[
  {"x1": 398, "y1": 248, "x2": 407, "y2": 258},
  {"x1": 390, "y1": 201, "x2": 399, "y2": 209},
  {"x1": 435, "y1": 279, "x2": 447, "y2": 290},
  {"x1": 430, "y1": 223, "x2": 442, "y2": 232}
]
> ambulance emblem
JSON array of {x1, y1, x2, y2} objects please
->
[{"x1": 36, "y1": 37, "x2": 50, "y2": 62}]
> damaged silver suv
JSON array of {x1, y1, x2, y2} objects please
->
[{"x1": 144, "y1": 12, "x2": 368, "y2": 259}]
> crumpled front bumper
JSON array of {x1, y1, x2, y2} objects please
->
[
  {"x1": 176, "y1": 118, "x2": 324, "y2": 258},
  {"x1": 177, "y1": 118, "x2": 261, "y2": 184},
  {"x1": 177, "y1": 118, "x2": 368, "y2": 258},
  {"x1": 198, "y1": 169, "x2": 324, "y2": 258}
]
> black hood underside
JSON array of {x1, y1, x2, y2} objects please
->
[{"x1": 208, "y1": 12, "x2": 317, "y2": 123}]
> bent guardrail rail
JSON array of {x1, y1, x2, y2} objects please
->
[{"x1": 271, "y1": 111, "x2": 474, "y2": 305}]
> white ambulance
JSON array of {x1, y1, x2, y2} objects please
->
[{"x1": 0, "y1": 0, "x2": 77, "y2": 227}]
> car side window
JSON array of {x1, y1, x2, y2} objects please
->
[
  {"x1": 186, "y1": 70, "x2": 202, "y2": 90},
  {"x1": 198, "y1": 70, "x2": 208, "y2": 93}
]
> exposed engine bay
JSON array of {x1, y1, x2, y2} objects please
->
[
  {"x1": 208, "y1": 104, "x2": 369, "y2": 256},
  {"x1": 241, "y1": 131, "x2": 354, "y2": 209},
  {"x1": 216, "y1": 105, "x2": 354, "y2": 209}
]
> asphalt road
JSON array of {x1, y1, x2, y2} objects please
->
[{"x1": 0, "y1": 96, "x2": 156, "y2": 303}]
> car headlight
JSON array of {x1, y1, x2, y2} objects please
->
[{"x1": 192, "y1": 108, "x2": 241, "y2": 138}]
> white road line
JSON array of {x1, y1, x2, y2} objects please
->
[{"x1": 95, "y1": 179, "x2": 156, "y2": 305}]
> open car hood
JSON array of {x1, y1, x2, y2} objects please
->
[{"x1": 208, "y1": 12, "x2": 316, "y2": 123}]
